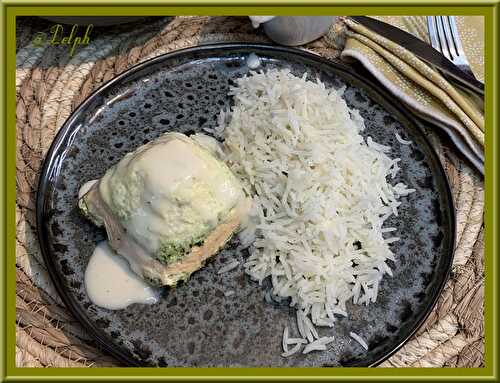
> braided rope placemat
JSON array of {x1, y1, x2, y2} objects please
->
[{"x1": 15, "y1": 16, "x2": 484, "y2": 368}]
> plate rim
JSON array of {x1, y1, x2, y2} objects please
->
[{"x1": 35, "y1": 42, "x2": 456, "y2": 368}]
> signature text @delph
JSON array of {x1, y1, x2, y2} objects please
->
[{"x1": 33, "y1": 24, "x2": 93, "y2": 57}]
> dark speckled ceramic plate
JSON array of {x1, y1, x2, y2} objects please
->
[{"x1": 37, "y1": 43, "x2": 455, "y2": 367}]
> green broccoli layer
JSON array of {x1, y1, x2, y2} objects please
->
[
  {"x1": 156, "y1": 236, "x2": 205, "y2": 265},
  {"x1": 78, "y1": 196, "x2": 104, "y2": 227}
]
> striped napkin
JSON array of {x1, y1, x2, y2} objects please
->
[{"x1": 340, "y1": 16, "x2": 484, "y2": 173}]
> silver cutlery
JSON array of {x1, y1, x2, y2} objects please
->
[
  {"x1": 427, "y1": 16, "x2": 484, "y2": 111},
  {"x1": 427, "y1": 16, "x2": 476, "y2": 79}
]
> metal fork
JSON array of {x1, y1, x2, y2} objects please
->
[{"x1": 427, "y1": 16, "x2": 476, "y2": 79}]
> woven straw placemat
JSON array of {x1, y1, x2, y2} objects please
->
[{"x1": 15, "y1": 16, "x2": 484, "y2": 368}]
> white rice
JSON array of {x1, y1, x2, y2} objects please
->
[
  {"x1": 282, "y1": 326, "x2": 289, "y2": 353},
  {"x1": 303, "y1": 336, "x2": 335, "y2": 354},
  {"x1": 219, "y1": 69, "x2": 414, "y2": 357},
  {"x1": 217, "y1": 261, "x2": 240, "y2": 274},
  {"x1": 287, "y1": 337, "x2": 308, "y2": 345},
  {"x1": 303, "y1": 343, "x2": 327, "y2": 354},
  {"x1": 281, "y1": 343, "x2": 302, "y2": 357},
  {"x1": 395, "y1": 132, "x2": 412, "y2": 145},
  {"x1": 349, "y1": 332, "x2": 369, "y2": 350}
]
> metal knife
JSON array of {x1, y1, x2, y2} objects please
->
[{"x1": 349, "y1": 16, "x2": 484, "y2": 96}]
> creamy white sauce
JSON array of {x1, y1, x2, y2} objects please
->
[
  {"x1": 78, "y1": 179, "x2": 98, "y2": 199},
  {"x1": 85, "y1": 241, "x2": 160, "y2": 310},
  {"x1": 191, "y1": 133, "x2": 223, "y2": 157},
  {"x1": 249, "y1": 16, "x2": 275, "y2": 28},
  {"x1": 100, "y1": 134, "x2": 246, "y2": 255},
  {"x1": 246, "y1": 53, "x2": 261, "y2": 69}
]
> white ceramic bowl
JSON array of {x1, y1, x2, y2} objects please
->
[{"x1": 261, "y1": 16, "x2": 337, "y2": 46}]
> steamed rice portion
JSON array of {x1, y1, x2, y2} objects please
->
[{"x1": 218, "y1": 69, "x2": 415, "y2": 355}]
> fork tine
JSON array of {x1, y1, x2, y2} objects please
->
[
  {"x1": 442, "y1": 16, "x2": 458, "y2": 59},
  {"x1": 435, "y1": 16, "x2": 452, "y2": 61},
  {"x1": 447, "y1": 16, "x2": 465, "y2": 55},
  {"x1": 429, "y1": 15, "x2": 476, "y2": 79},
  {"x1": 427, "y1": 16, "x2": 440, "y2": 50}
]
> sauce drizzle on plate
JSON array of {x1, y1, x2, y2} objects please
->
[{"x1": 85, "y1": 241, "x2": 160, "y2": 310}]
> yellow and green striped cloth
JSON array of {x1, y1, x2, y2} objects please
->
[{"x1": 341, "y1": 16, "x2": 484, "y2": 173}]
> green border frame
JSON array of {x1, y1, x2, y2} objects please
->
[{"x1": 1, "y1": 2, "x2": 498, "y2": 382}]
